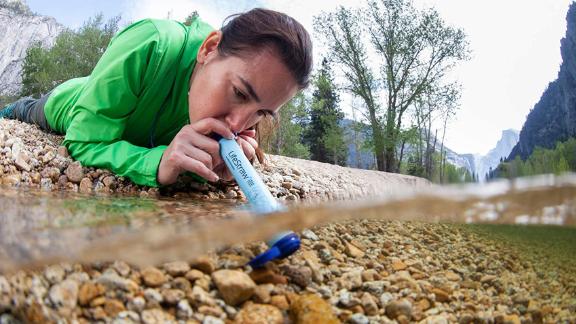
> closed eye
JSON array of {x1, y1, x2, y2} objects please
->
[
  {"x1": 233, "y1": 86, "x2": 248, "y2": 102},
  {"x1": 257, "y1": 110, "x2": 276, "y2": 118}
]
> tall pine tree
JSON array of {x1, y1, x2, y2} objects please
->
[{"x1": 304, "y1": 58, "x2": 347, "y2": 165}]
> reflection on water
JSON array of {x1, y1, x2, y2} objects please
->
[
  {"x1": 0, "y1": 189, "x2": 245, "y2": 271},
  {"x1": 0, "y1": 173, "x2": 575, "y2": 272}
]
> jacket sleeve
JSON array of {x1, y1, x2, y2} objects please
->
[{"x1": 62, "y1": 19, "x2": 167, "y2": 187}]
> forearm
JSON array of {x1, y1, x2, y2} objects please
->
[{"x1": 64, "y1": 140, "x2": 167, "y2": 187}]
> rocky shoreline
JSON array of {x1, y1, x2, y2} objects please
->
[
  {"x1": 0, "y1": 119, "x2": 574, "y2": 323},
  {"x1": 0, "y1": 119, "x2": 426, "y2": 201}
]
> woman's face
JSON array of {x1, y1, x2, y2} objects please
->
[{"x1": 188, "y1": 31, "x2": 299, "y2": 134}]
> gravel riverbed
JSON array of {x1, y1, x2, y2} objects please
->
[{"x1": 0, "y1": 119, "x2": 574, "y2": 323}]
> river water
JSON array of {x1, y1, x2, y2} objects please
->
[{"x1": 0, "y1": 173, "x2": 574, "y2": 273}]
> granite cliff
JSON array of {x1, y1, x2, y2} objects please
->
[
  {"x1": 0, "y1": 0, "x2": 63, "y2": 95},
  {"x1": 509, "y1": 2, "x2": 576, "y2": 159}
]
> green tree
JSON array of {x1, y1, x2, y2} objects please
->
[
  {"x1": 314, "y1": 6, "x2": 382, "y2": 169},
  {"x1": 315, "y1": 0, "x2": 469, "y2": 173},
  {"x1": 304, "y1": 58, "x2": 347, "y2": 165},
  {"x1": 21, "y1": 14, "x2": 121, "y2": 97},
  {"x1": 322, "y1": 124, "x2": 347, "y2": 165},
  {"x1": 184, "y1": 11, "x2": 199, "y2": 25},
  {"x1": 489, "y1": 137, "x2": 576, "y2": 180},
  {"x1": 266, "y1": 92, "x2": 310, "y2": 159}
]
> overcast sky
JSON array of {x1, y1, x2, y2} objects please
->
[{"x1": 26, "y1": 0, "x2": 573, "y2": 155}]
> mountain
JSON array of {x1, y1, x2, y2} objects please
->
[
  {"x1": 341, "y1": 118, "x2": 477, "y2": 174},
  {"x1": 508, "y1": 2, "x2": 576, "y2": 160},
  {"x1": 443, "y1": 148, "x2": 475, "y2": 175},
  {"x1": 341, "y1": 119, "x2": 376, "y2": 169},
  {"x1": 474, "y1": 129, "x2": 519, "y2": 181},
  {"x1": 0, "y1": 0, "x2": 64, "y2": 95}
]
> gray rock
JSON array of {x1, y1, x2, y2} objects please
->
[
  {"x1": 48, "y1": 279, "x2": 78, "y2": 309},
  {"x1": 318, "y1": 248, "x2": 333, "y2": 263},
  {"x1": 95, "y1": 272, "x2": 138, "y2": 293},
  {"x1": 44, "y1": 264, "x2": 66, "y2": 284},
  {"x1": 0, "y1": 276, "x2": 10, "y2": 294},
  {"x1": 339, "y1": 290, "x2": 360, "y2": 308},
  {"x1": 111, "y1": 261, "x2": 131, "y2": 277},
  {"x1": 189, "y1": 286, "x2": 216, "y2": 307},
  {"x1": 348, "y1": 313, "x2": 370, "y2": 324},
  {"x1": 112, "y1": 311, "x2": 140, "y2": 324},
  {"x1": 340, "y1": 269, "x2": 363, "y2": 290},
  {"x1": 29, "y1": 276, "x2": 47, "y2": 299},
  {"x1": 302, "y1": 229, "x2": 320, "y2": 241},
  {"x1": 203, "y1": 316, "x2": 224, "y2": 324},
  {"x1": 127, "y1": 296, "x2": 146, "y2": 312},
  {"x1": 380, "y1": 292, "x2": 394, "y2": 306},
  {"x1": 144, "y1": 288, "x2": 163, "y2": 304},
  {"x1": 363, "y1": 281, "x2": 388, "y2": 295},
  {"x1": 0, "y1": 314, "x2": 21, "y2": 324},
  {"x1": 0, "y1": 3, "x2": 64, "y2": 96},
  {"x1": 66, "y1": 272, "x2": 90, "y2": 283},
  {"x1": 177, "y1": 299, "x2": 193, "y2": 319}
]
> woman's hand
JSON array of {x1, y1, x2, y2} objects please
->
[
  {"x1": 213, "y1": 128, "x2": 259, "y2": 181},
  {"x1": 157, "y1": 118, "x2": 234, "y2": 186}
]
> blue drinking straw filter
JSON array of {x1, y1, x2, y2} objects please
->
[{"x1": 217, "y1": 135, "x2": 300, "y2": 268}]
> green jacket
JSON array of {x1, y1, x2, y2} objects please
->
[{"x1": 44, "y1": 18, "x2": 214, "y2": 187}]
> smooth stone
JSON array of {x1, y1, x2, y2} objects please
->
[
  {"x1": 302, "y1": 229, "x2": 319, "y2": 241},
  {"x1": 385, "y1": 299, "x2": 413, "y2": 320},
  {"x1": 235, "y1": 303, "x2": 283, "y2": 324},
  {"x1": 141, "y1": 309, "x2": 174, "y2": 324},
  {"x1": 281, "y1": 265, "x2": 312, "y2": 288},
  {"x1": 211, "y1": 270, "x2": 255, "y2": 306},
  {"x1": 163, "y1": 261, "x2": 190, "y2": 277},
  {"x1": 177, "y1": 299, "x2": 193, "y2": 319},
  {"x1": 141, "y1": 267, "x2": 167, "y2": 287},
  {"x1": 78, "y1": 282, "x2": 106, "y2": 306},
  {"x1": 44, "y1": 264, "x2": 65, "y2": 284},
  {"x1": 290, "y1": 294, "x2": 339, "y2": 323},
  {"x1": 64, "y1": 161, "x2": 84, "y2": 183},
  {"x1": 49, "y1": 279, "x2": 79, "y2": 309},
  {"x1": 190, "y1": 255, "x2": 216, "y2": 274}
]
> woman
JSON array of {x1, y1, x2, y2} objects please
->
[{"x1": 0, "y1": 8, "x2": 312, "y2": 187}]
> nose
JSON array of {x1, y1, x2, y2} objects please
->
[{"x1": 225, "y1": 109, "x2": 254, "y2": 134}]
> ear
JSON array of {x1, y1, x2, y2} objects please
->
[{"x1": 197, "y1": 30, "x2": 222, "y2": 64}]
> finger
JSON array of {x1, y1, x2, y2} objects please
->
[
  {"x1": 214, "y1": 164, "x2": 234, "y2": 181},
  {"x1": 191, "y1": 118, "x2": 234, "y2": 139},
  {"x1": 239, "y1": 134, "x2": 258, "y2": 150},
  {"x1": 185, "y1": 131, "x2": 221, "y2": 160},
  {"x1": 176, "y1": 129, "x2": 222, "y2": 167},
  {"x1": 179, "y1": 155, "x2": 219, "y2": 182},
  {"x1": 237, "y1": 137, "x2": 256, "y2": 161},
  {"x1": 239, "y1": 129, "x2": 256, "y2": 138},
  {"x1": 183, "y1": 145, "x2": 214, "y2": 170}
]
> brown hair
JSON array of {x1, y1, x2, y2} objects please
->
[
  {"x1": 218, "y1": 8, "x2": 313, "y2": 89},
  {"x1": 219, "y1": 8, "x2": 312, "y2": 164}
]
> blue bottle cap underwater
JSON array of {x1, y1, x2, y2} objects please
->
[
  {"x1": 248, "y1": 232, "x2": 301, "y2": 268},
  {"x1": 216, "y1": 134, "x2": 301, "y2": 267}
]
